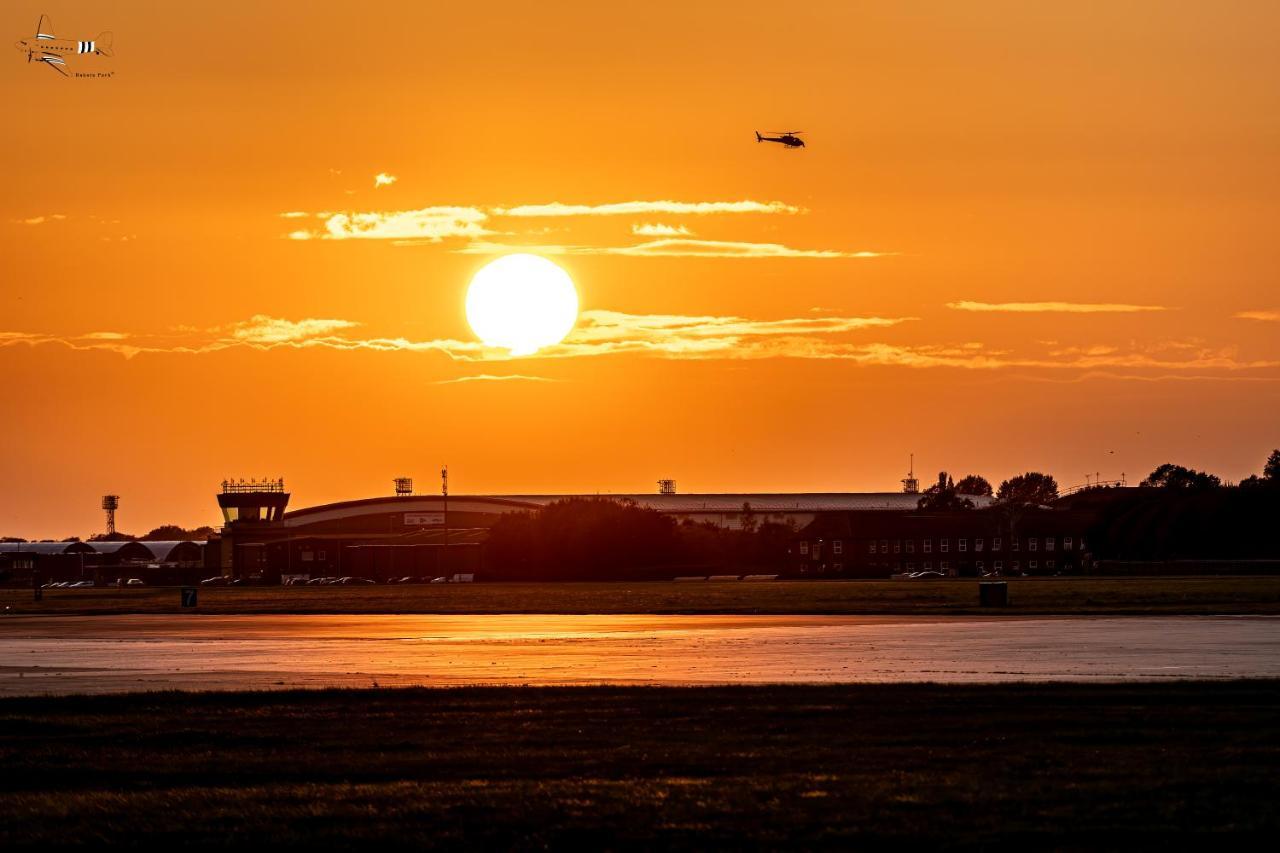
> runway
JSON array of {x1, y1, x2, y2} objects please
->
[{"x1": 2, "y1": 613, "x2": 1277, "y2": 696}]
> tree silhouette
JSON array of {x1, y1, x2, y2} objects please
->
[
  {"x1": 996, "y1": 472, "x2": 1059, "y2": 506},
  {"x1": 1140, "y1": 463, "x2": 1220, "y2": 489},
  {"x1": 955, "y1": 474, "x2": 993, "y2": 497},
  {"x1": 1242, "y1": 450, "x2": 1280, "y2": 489},
  {"x1": 486, "y1": 498, "x2": 681, "y2": 580},
  {"x1": 1265, "y1": 449, "x2": 1280, "y2": 481},
  {"x1": 917, "y1": 472, "x2": 975, "y2": 511},
  {"x1": 142, "y1": 524, "x2": 217, "y2": 541}
]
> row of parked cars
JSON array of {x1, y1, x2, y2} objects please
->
[
  {"x1": 195, "y1": 574, "x2": 477, "y2": 586},
  {"x1": 285, "y1": 575, "x2": 471, "y2": 586},
  {"x1": 40, "y1": 578, "x2": 146, "y2": 588}
]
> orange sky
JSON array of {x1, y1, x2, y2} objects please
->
[{"x1": 3, "y1": 1, "x2": 1279, "y2": 539}]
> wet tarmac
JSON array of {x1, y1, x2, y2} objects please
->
[{"x1": 1, "y1": 614, "x2": 1277, "y2": 696}]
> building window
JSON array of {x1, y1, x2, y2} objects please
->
[
  {"x1": 833, "y1": 562, "x2": 843, "y2": 572},
  {"x1": 923, "y1": 540, "x2": 932, "y2": 553},
  {"x1": 1064, "y1": 537, "x2": 1073, "y2": 550},
  {"x1": 868, "y1": 541, "x2": 877, "y2": 554},
  {"x1": 975, "y1": 538, "x2": 984, "y2": 552},
  {"x1": 1012, "y1": 539, "x2": 1020, "y2": 551},
  {"x1": 923, "y1": 561, "x2": 932, "y2": 570},
  {"x1": 894, "y1": 540, "x2": 901, "y2": 553},
  {"x1": 976, "y1": 560, "x2": 984, "y2": 572},
  {"x1": 959, "y1": 538, "x2": 968, "y2": 552},
  {"x1": 940, "y1": 561, "x2": 949, "y2": 572},
  {"x1": 799, "y1": 542, "x2": 809, "y2": 555},
  {"x1": 318, "y1": 550, "x2": 326, "y2": 561},
  {"x1": 1047, "y1": 560, "x2": 1055, "y2": 570},
  {"x1": 301, "y1": 551, "x2": 314, "y2": 562},
  {"x1": 907, "y1": 562, "x2": 915, "y2": 571},
  {"x1": 906, "y1": 540, "x2": 915, "y2": 553},
  {"x1": 994, "y1": 560, "x2": 1003, "y2": 571},
  {"x1": 993, "y1": 537, "x2": 1002, "y2": 551},
  {"x1": 1028, "y1": 539, "x2": 1037, "y2": 552},
  {"x1": 1046, "y1": 538, "x2": 1055, "y2": 551},
  {"x1": 941, "y1": 538, "x2": 950, "y2": 553},
  {"x1": 833, "y1": 540, "x2": 843, "y2": 555},
  {"x1": 1012, "y1": 560, "x2": 1020, "y2": 571},
  {"x1": 1029, "y1": 560, "x2": 1038, "y2": 570},
  {"x1": 879, "y1": 539, "x2": 888, "y2": 554}
]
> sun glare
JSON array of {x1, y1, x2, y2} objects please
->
[{"x1": 466, "y1": 254, "x2": 579, "y2": 355}]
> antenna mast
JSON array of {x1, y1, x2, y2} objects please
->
[{"x1": 901, "y1": 454, "x2": 919, "y2": 494}]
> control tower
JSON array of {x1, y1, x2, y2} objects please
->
[{"x1": 217, "y1": 478, "x2": 290, "y2": 524}]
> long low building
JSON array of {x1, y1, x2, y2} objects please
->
[
  {"x1": 0, "y1": 540, "x2": 206, "y2": 584},
  {"x1": 210, "y1": 482, "x2": 992, "y2": 579},
  {"x1": 271, "y1": 492, "x2": 968, "y2": 532}
]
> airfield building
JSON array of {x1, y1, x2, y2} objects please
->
[{"x1": 207, "y1": 482, "x2": 992, "y2": 581}]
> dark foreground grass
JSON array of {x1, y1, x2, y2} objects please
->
[
  {"x1": 5, "y1": 576, "x2": 1280, "y2": 616},
  {"x1": 1, "y1": 682, "x2": 1278, "y2": 849}
]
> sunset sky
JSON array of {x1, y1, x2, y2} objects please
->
[{"x1": 3, "y1": 1, "x2": 1279, "y2": 538}]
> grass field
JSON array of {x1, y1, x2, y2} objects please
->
[
  {"x1": 3, "y1": 576, "x2": 1279, "y2": 616},
  {"x1": 0, "y1": 682, "x2": 1276, "y2": 848}
]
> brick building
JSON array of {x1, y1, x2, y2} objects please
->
[{"x1": 792, "y1": 507, "x2": 1096, "y2": 578}]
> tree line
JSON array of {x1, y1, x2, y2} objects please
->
[
  {"x1": 484, "y1": 498, "x2": 793, "y2": 581},
  {"x1": 917, "y1": 448, "x2": 1280, "y2": 511},
  {"x1": 1, "y1": 524, "x2": 217, "y2": 545}
]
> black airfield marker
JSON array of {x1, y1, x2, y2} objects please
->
[
  {"x1": 181, "y1": 587, "x2": 198, "y2": 608},
  {"x1": 979, "y1": 581, "x2": 1009, "y2": 607}
]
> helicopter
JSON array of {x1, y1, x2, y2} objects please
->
[{"x1": 755, "y1": 130, "x2": 805, "y2": 148}]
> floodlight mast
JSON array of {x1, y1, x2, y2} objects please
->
[{"x1": 101, "y1": 494, "x2": 120, "y2": 535}]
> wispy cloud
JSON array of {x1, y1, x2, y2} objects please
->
[
  {"x1": 948, "y1": 301, "x2": 1169, "y2": 314},
  {"x1": 0, "y1": 312, "x2": 908, "y2": 363},
  {"x1": 458, "y1": 239, "x2": 884, "y2": 259},
  {"x1": 14, "y1": 214, "x2": 67, "y2": 225},
  {"x1": 276, "y1": 198, "x2": 886, "y2": 255},
  {"x1": 374, "y1": 172, "x2": 398, "y2": 188},
  {"x1": 433, "y1": 374, "x2": 560, "y2": 385},
  {"x1": 3, "y1": 316, "x2": 1276, "y2": 377},
  {"x1": 608, "y1": 239, "x2": 882, "y2": 259},
  {"x1": 227, "y1": 315, "x2": 360, "y2": 344},
  {"x1": 1235, "y1": 310, "x2": 1280, "y2": 322},
  {"x1": 491, "y1": 200, "x2": 802, "y2": 217},
  {"x1": 632, "y1": 223, "x2": 692, "y2": 237},
  {"x1": 288, "y1": 206, "x2": 491, "y2": 242}
]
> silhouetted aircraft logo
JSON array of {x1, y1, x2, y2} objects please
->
[
  {"x1": 15, "y1": 15, "x2": 113, "y2": 76},
  {"x1": 756, "y1": 130, "x2": 806, "y2": 149}
]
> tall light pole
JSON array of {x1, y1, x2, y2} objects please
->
[{"x1": 441, "y1": 465, "x2": 449, "y2": 573}]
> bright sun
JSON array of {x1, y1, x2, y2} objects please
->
[{"x1": 466, "y1": 254, "x2": 579, "y2": 356}]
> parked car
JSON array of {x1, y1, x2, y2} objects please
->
[
  {"x1": 910, "y1": 571, "x2": 946, "y2": 579},
  {"x1": 338, "y1": 577, "x2": 376, "y2": 585},
  {"x1": 201, "y1": 576, "x2": 228, "y2": 586},
  {"x1": 125, "y1": 578, "x2": 146, "y2": 586}
]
